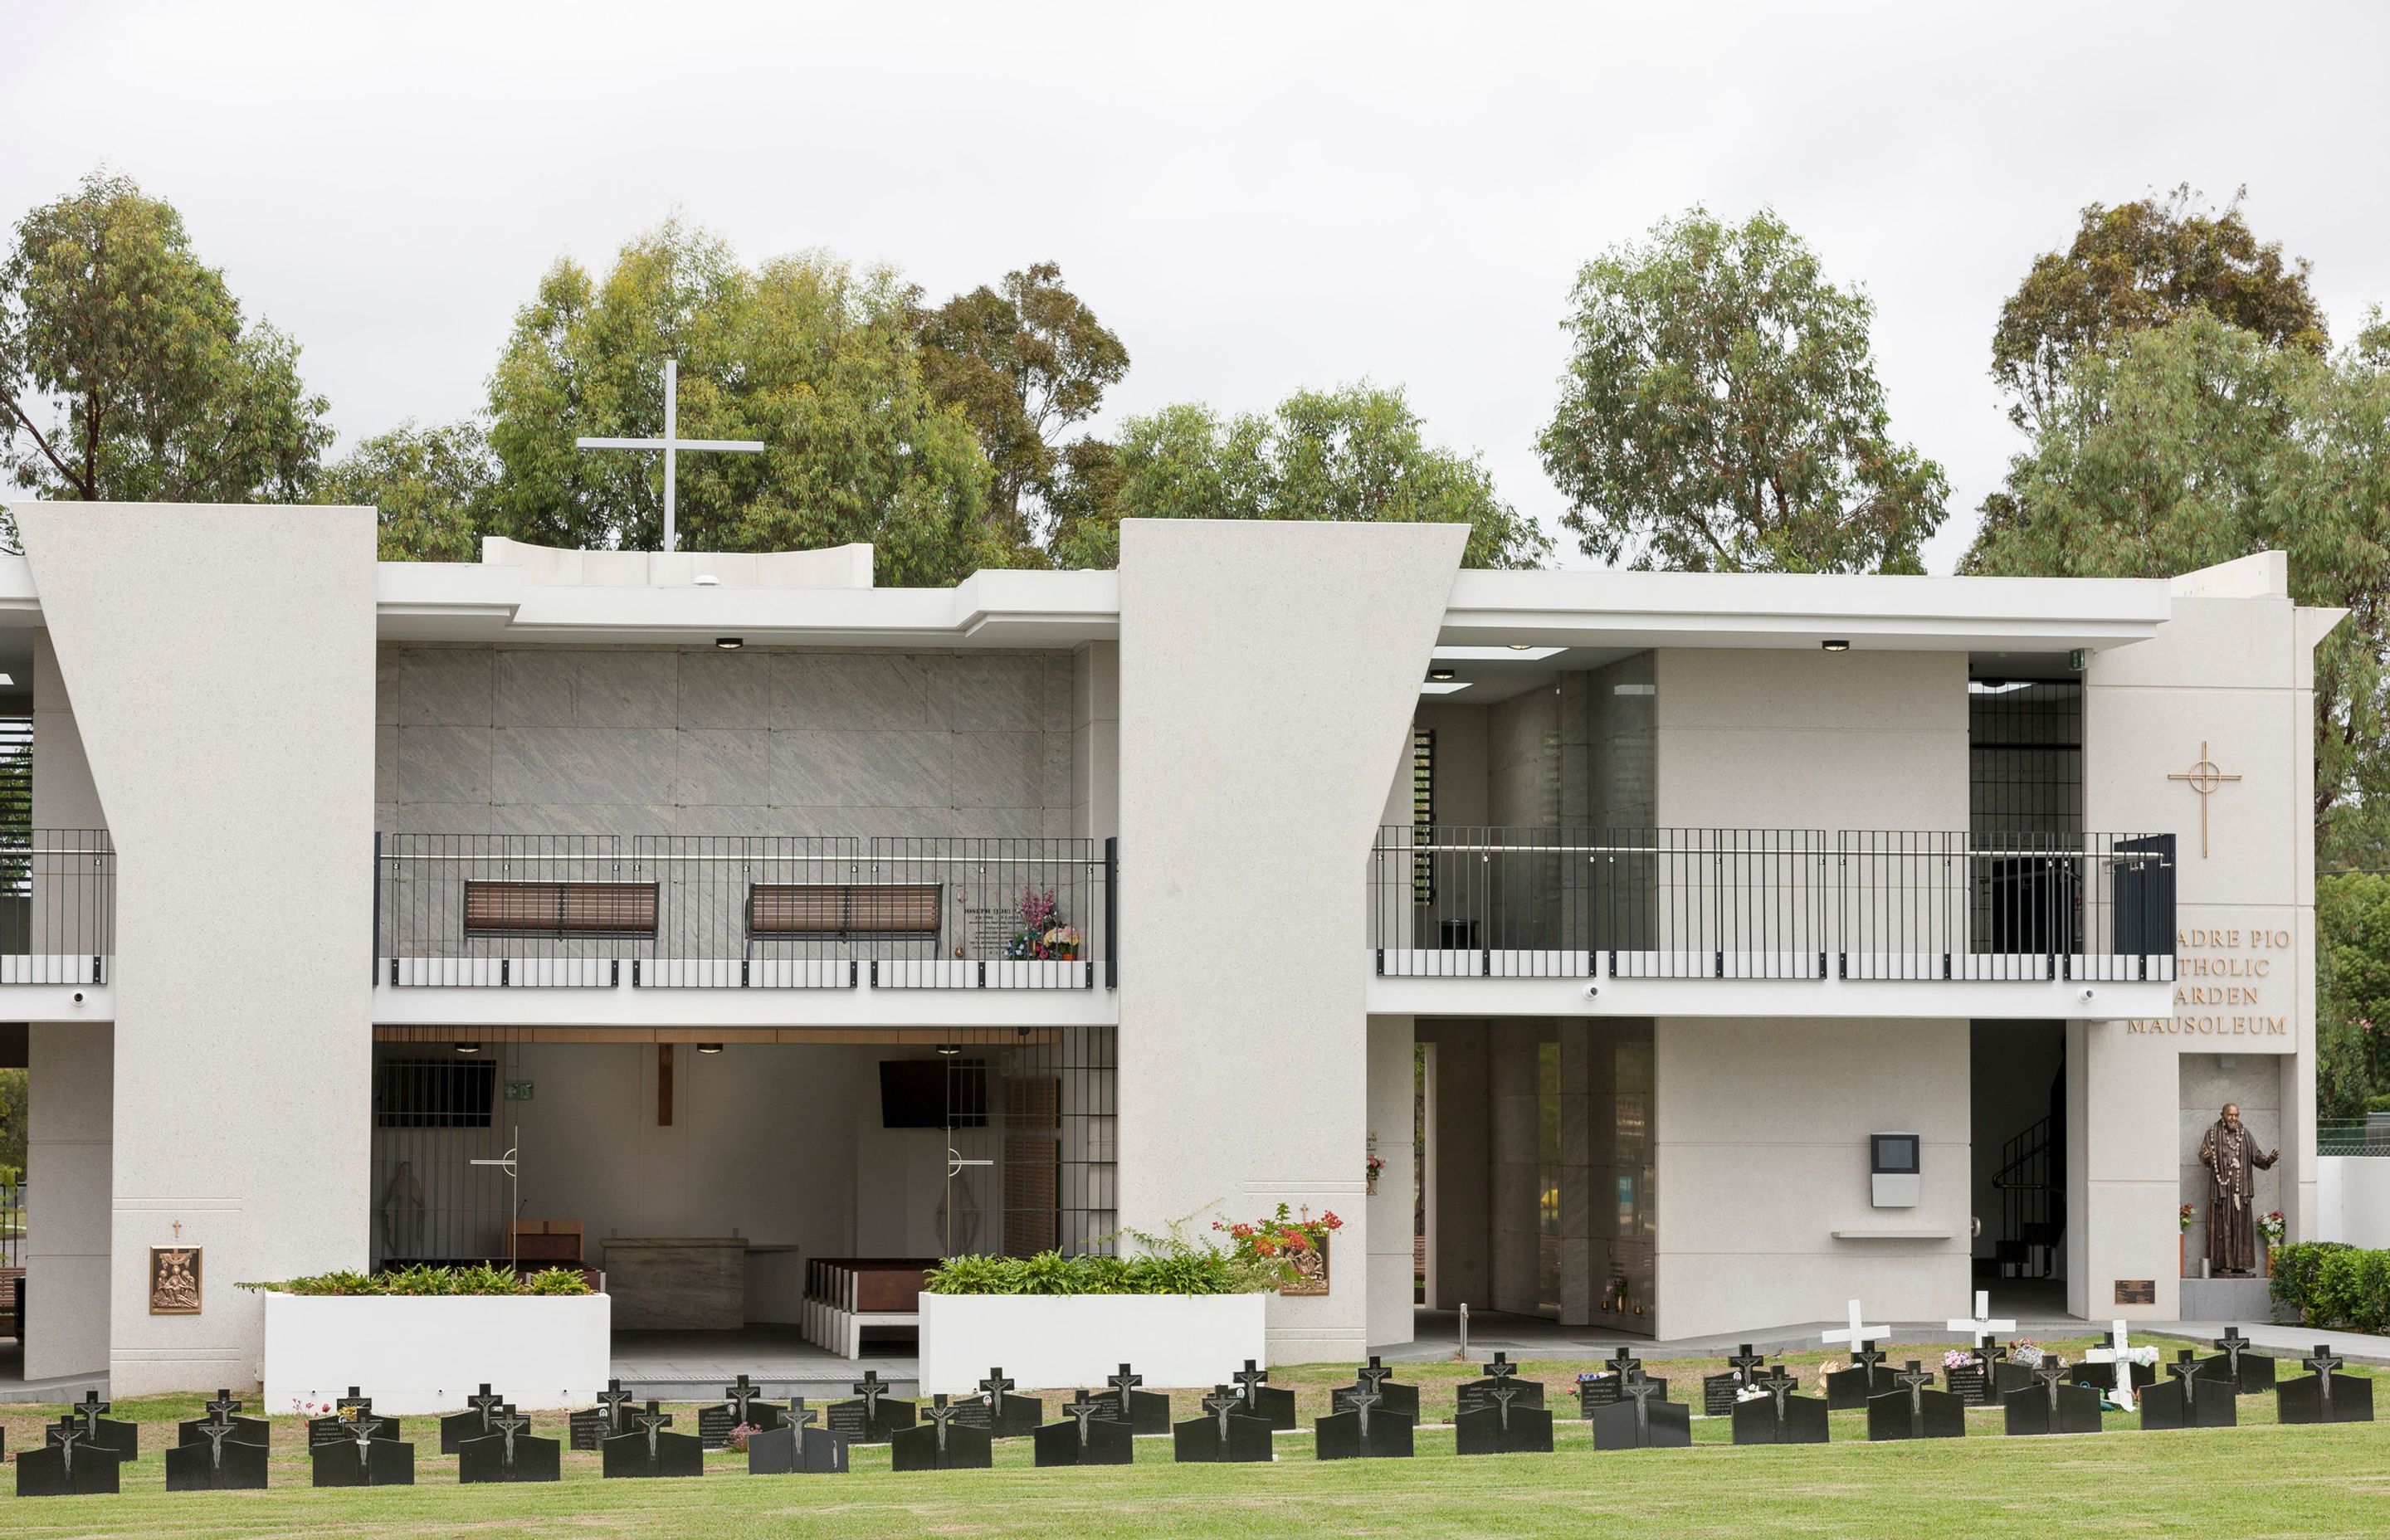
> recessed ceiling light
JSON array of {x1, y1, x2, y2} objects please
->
[
  {"x1": 454, "y1": 1041, "x2": 482, "y2": 1055},
  {"x1": 1427, "y1": 667, "x2": 1457, "y2": 681},
  {"x1": 696, "y1": 1043, "x2": 724, "y2": 1055},
  {"x1": 936, "y1": 1045, "x2": 960, "y2": 1056},
  {"x1": 1822, "y1": 640, "x2": 1851, "y2": 653},
  {"x1": 715, "y1": 637, "x2": 744, "y2": 651}
]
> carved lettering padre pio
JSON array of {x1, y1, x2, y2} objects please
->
[
  {"x1": 149, "y1": 1246, "x2": 202, "y2": 1315},
  {"x1": 2128, "y1": 928, "x2": 2293, "y2": 1038}
]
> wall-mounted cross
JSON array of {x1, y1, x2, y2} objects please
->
[{"x1": 2168, "y1": 740, "x2": 2241, "y2": 859}]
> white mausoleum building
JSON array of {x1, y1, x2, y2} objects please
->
[{"x1": 0, "y1": 506, "x2": 2337, "y2": 1395}]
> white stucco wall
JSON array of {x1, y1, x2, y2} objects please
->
[
  {"x1": 20, "y1": 503, "x2": 378, "y2": 1394},
  {"x1": 1363, "y1": 1016, "x2": 1416, "y2": 1348},
  {"x1": 2077, "y1": 551, "x2": 2332, "y2": 1321},
  {"x1": 23, "y1": 1021, "x2": 112, "y2": 1380},
  {"x1": 1115, "y1": 518, "x2": 1465, "y2": 1363},
  {"x1": 1653, "y1": 1016, "x2": 1970, "y2": 1338}
]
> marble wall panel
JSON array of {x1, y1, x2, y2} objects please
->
[{"x1": 494, "y1": 726, "x2": 679, "y2": 806}]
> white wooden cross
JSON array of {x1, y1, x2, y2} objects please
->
[
  {"x1": 1821, "y1": 1298, "x2": 1887, "y2": 1355},
  {"x1": 1945, "y1": 1291, "x2": 2017, "y2": 1340},
  {"x1": 576, "y1": 358, "x2": 764, "y2": 553},
  {"x1": 2083, "y1": 1318, "x2": 2140, "y2": 1412}
]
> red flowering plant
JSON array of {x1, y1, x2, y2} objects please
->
[
  {"x1": 1004, "y1": 885, "x2": 1081, "y2": 962},
  {"x1": 1211, "y1": 1203, "x2": 1344, "y2": 1289}
]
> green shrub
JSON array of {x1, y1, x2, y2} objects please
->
[
  {"x1": 2272, "y1": 1240, "x2": 2360, "y2": 1325},
  {"x1": 241, "y1": 1265, "x2": 591, "y2": 1297},
  {"x1": 923, "y1": 1249, "x2": 1264, "y2": 1296}
]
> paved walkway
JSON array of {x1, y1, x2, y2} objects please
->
[{"x1": 609, "y1": 1327, "x2": 919, "y2": 1399}]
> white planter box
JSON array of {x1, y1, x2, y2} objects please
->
[
  {"x1": 918, "y1": 1293, "x2": 1267, "y2": 1396},
  {"x1": 262, "y1": 1292, "x2": 612, "y2": 1415}
]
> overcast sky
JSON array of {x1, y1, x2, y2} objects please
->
[{"x1": 9, "y1": 1, "x2": 2388, "y2": 572}]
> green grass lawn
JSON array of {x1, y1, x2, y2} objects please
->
[{"x1": 2, "y1": 1338, "x2": 2385, "y2": 1538}]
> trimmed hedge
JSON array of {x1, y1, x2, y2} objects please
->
[
  {"x1": 241, "y1": 1263, "x2": 591, "y2": 1297},
  {"x1": 923, "y1": 1250, "x2": 1267, "y2": 1296},
  {"x1": 2270, "y1": 1241, "x2": 2390, "y2": 1333}
]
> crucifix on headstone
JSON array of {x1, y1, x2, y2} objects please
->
[
  {"x1": 1346, "y1": 1385, "x2": 1383, "y2": 1440},
  {"x1": 344, "y1": 1416, "x2": 384, "y2": 1474},
  {"x1": 921, "y1": 1394, "x2": 960, "y2": 1455},
  {"x1": 782, "y1": 1398, "x2": 817, "y2": 1431},
  {"x1": 721, "y1": 1374, "x2": 765, "y2": 1426},
  {"x1": 1233, "y1": 1359, "x2": 1270, "y2": 1406},
  {"x1": 205, "y1": 1389, "x2": 244, "y2": 1420},
  {"x1": 2166, "y1": 1350, "x2": 2203, "y2": 1389},
  {"x1": 1106, "y1": 1363, "x2": 1144, "y2": 1418},
  {"x1": 596, "y1": 1380, "x2": 632, "y2": 1435},
  {"x1": 1617, "y1": 1370, "x2": 1664, "y2": 1439},
  {"x1": 1726, "y1": 1344, "x2": 1767, "y2": 1386},
  {"x1": 1484, "y1": 1376, "x2": 1526, "y2": 1432},
  {"x1": 2212, "y1": 1326, "x2": 2254, "y2": 1380},
  {"x1": 2085, "y1": 1320, "x2": 2141, "y2": 1411},
  {"x1": 575, "y1": 358, "x2": 766, "y2": 554},
  {"x1": 48, "y1": 1418, "x2": 90, "y2": 1480},
  {"x1": 2032, "y1": 1360, "x2": 2072, "y2": 1414},
  {"x1": 1893, "y1": 1361, "x2": 1936, "y2": 1437},
  {"x1": 852, "y1": 1370, "x2": 891, "y2": 1423},
  {"x1": 193, "y1": 1406, "x2": 241, "y2": 1472},
  {"x1": 1202, "y1": 1386, "x2": 1243, "y2": 1440},
  {"x1": 1480, "y1": 1352, "x2": 1519, "y2": 1382},
  {"x1": 1756, "y1": 1365, "x2": 1798, "y2": 1419},
  {"x1": 1062, "y1": 1390, "x2": 1105, "y2": 1449},
  {"x1": 487, "y1": 1406, "x2": 532, "y2": 1468},
  {"x1": 632, "y1": 1402, "x2": 673, "y2": 1464},
  {"x1": 979, "y1": 1368, "x2": 1016, "y2": 1418},
  {"x1": 2303, "y1": 1344, "x2": 2346, "y2": 1416},
  {"x1": 71, "y1": 1391, "x2": 110, "y2": 1436},
  {"x1": 463, "y1": 1383, "x2": 505, "y2": 1435},
  {"x1": 1602, "y1": 1346, "x2": 1643, "y2": 1381},
  {"x1": 1356, "y1": 1356, "x2": 1395, "y2": 1394}
]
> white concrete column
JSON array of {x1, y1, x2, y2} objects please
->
[
  {"x1": 1363, "y1": 1016, "x2": 1415, "y2": 1348},
  {"x1": 24, "y1": 1022, "x2": 112, "y2": 1381},
  {"x1": 2069, "y1": 1019, "x2": 2181, "y2": 1320}
]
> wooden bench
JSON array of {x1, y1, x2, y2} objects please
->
[
  {"x1": 463, "y1": 880, "x2": 657, "y2": 937},
  {"x1": 749, "y1": 884, "x2": 939, "y2": 938},
  {"x1": 801, "y1": 1256, "x2": 933, "y2": 1358}
]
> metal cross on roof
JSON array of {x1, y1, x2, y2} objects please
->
[{"x1": 576, "y1": 359, "x2": 765, "y2": 554}]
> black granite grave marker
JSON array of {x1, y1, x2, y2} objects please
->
[
  {"x1": 1174, "y1": 1385, "x2": 1275, "y2": 1463},
  {"x1": 973, "y1": 1367, "x2": 1046, "y2": 1437},
  {"x1": 1455, "y1": 1372, "x2": 1554, "y2": 1455},
  {"x1": 697, "y1": 1373, "x2": 772, "y2": 1450},
  {"x1": 2202, "y1": 1327, "x2": 2276, "y2": 1394},
  {"x1": 458, "y1": 1406, "x2": 562, "y2": 1484},
  {"x1": 749, "y1": 1399, "x2": 851, "y2": 1475},
  {"x1": 1729, "y1": 1367, "x2": 1829, "y2": 1446},
  {"x1": 2277, "y1": 1343, "x2": 2376, "y2": 1425},
  {"x1": 1701, "y1": 1371, "x2": 1745, "y2": 1417},
  {"x1": 1968, "y1": 1336, "x2": 2032, "y2": 1398},
  {"x1": 1726, "y1": 1343, "x2": 1768, "y2": 1383},
  {"x1": 1233, "y1": 1358, "x2": 1298, "y2": 1430},
  {"x1": 1943, "y1": 1352, "x2": 1991, "y2": 1406},
  {"x1": 1331, "y1": 1355, "x2": 1424, "y2": 1421},
  {"x1": 1590, "y1": 1370, "x2": 1691, "y2": 1450},
  {"x1": 2002, "y1": 1361, "x2": 2104, "y2": 1437},
  {"x1": 440, "y1": 1383, "x2": 510, "y2": 1454},
  {"x1": 1314, "y1": 1384, "x2": 1414, "y2": 1460},
  {"x1": 602, "y1": 1401, "x2": 704, "y2": 1479},
  {"x1": 178, "y1": 1389, "x2": 271, "y2": 1449},
  {"x1": 308, "y1": 1386, "x2": 407, "y2": 1450},
  {"x1": 17, "y1": 1418, "x2": 123, "y2": 1498},
  {"x1": 1035, "y1": 1389, "x2": 1136, "y2": 1466},
  {"x1": 310, "y1": 1412, "x2": 415, "y2": 1488},
  {"x1": 570, "y1": 1379, "x2": 634, "y2": 1452},
  {"x1": 1866, "y1": 1361, "x2": 1966, "y2": 1441},
  {"x1": 826, "y1": 1368, "x2": 917, "y2": 1444},
  {"x1": 2140, "y1": 1350, "x2": 2237, "y2": 1430},
  {"x1": 1578, "y1": 1347, "x2": 1671, "y2": 1416},
  {"x1": 1452, "y1": 1352, "x2": 1544, "y2": 1416},
  {"x1": 164, "y1": 1403, "x2": 270, "y2": 1492},
  {"x1": 1092, "y1": 1362, "x2": 1173, "y2": 1435},
  {"x1": 57, "y1": 1389, "x2": 139, "y2": 1463},
  {"x1": 1823, "y1": 1348, "x2": 1896, "y2": 1411},
  {"x1": 890, "y1": 1393, "x2": 995, "y2": 1471}
]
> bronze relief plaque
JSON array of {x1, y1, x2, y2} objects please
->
[
  {"x1": 149, "y1": 1245, "x2": 202, "y2": 1314},
  {"x1": 2113, "y1": 1278, "x2": 2155, "y2": 1306}
]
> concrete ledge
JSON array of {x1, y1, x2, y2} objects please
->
[{"x1": 2179, "y1": 1276, "x2": 2276, "y2": 1322}]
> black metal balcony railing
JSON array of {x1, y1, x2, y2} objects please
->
[
  {"x1": 1371, "y1": 826, "x2": 2176, "y2": 982},
  {"x1": 377, "y1": 834, "x2": 1115, "y2": 990},
  {"x1": 0, "y1": 829, "x2": 114, "y2": 985}
]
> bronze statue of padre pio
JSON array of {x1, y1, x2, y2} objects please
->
[{"x1": 2197, "y1": 1103, "x2": 2280, "y2": 1277}]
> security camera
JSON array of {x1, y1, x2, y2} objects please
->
[{"x1": 71, "y1": 990, "x2": 85, "y2": 1006}]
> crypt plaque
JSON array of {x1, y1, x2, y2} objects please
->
[{"x1": 149, "y1": 1245, "x2": 202, "y2": 1315}]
